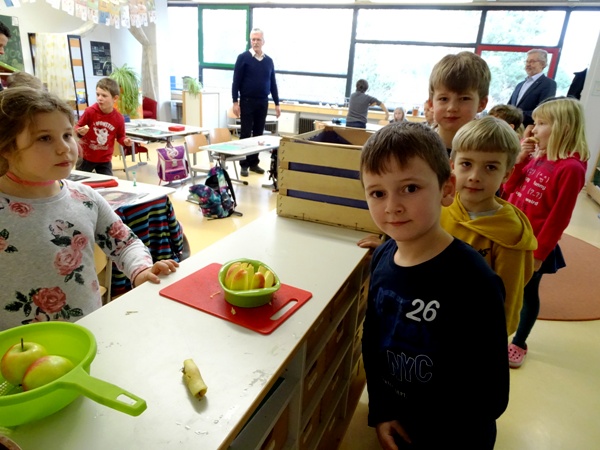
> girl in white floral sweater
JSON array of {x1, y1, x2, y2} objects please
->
[{"x1": 0, "y1": 87, "x2": 179, "y2": 330}]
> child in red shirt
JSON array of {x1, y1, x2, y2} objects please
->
[{"x1": 75, "y1": 78, "x2": 131, "y2": 175}]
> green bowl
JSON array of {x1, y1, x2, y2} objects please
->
[
  {"x1": 218, "y1": 259, "x2": 281, "y2": 308},
  {"x1": 0, "y1": 322, "x2": 146, "y2": 427}
]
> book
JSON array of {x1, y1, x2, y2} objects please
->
[{"x1": 96, "y1": 189, "x2": 148, "y2": 210}]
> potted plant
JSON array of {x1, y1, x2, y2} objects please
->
[
  {"x1": 182, "y1": 76, "x2": 202, "y2": 96},
  {"x1": 109, "y1": 64, "x2": 141, "y2": 118}
]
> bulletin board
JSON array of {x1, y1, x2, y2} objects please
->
[
  {"x1": 90, "y1": 41, "x2": 112, "y2": 76},
  {"x1": 0, "y1": 14, "x2": 25, "y2": 71}
]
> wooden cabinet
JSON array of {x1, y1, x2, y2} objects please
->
[
  {"x1": 230, "y1": 258, "x2": 370, "y2": 450},
  {"x1": 182, "y1": 90, "x2": 220, "y2": 130}
]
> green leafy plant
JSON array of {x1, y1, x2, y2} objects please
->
[
  {"x1": 109, "y1": 64, "x2": 141, "y2": 117},
  {"x1": 182, "y1": 76, "x2": 202, "y2": 96}
]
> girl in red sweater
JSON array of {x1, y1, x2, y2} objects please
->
[{"x1": 503, "y1": 97, "x2": 589, "y2": 368}]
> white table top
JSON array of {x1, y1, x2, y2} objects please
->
[
  {"x1": 9, "y1": 212, "x2": 369, "y2": 449},
  {"x1": 202, "y1": 135, "x2": 281, "y2": 158},
  {"x1": 125, "y1": 120, "x2": 207, "y2": 141},
  {"x1": 69, "y1": 170, "x2": 175, "y2": 207}
]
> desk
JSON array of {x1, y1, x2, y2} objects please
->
[
  {"x1": 121, "y1": 120, "x2": 207, "y2": 181},
  {"x1": 201, "y1": 135, "x2": 281, "y2": 186},
  {"x1": 69, "y1": 170, "x2": 184, "y2": 297},
  {"x1": 8, "y1": 212, "x2": 370, "y2": 450}
]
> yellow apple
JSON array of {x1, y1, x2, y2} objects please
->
[
  {"x1": 1, "y1": 339, "x2": 48, "y2": 386},
  {"x1": 229, "y1": 268, "x2": 249, "y2": 291},
  {"x1": 251, "y1": 272, "x2": 266, "y2": 289},
  {"x1": 224, "y1": 262, "x2": 242, "y2": 289},
  {"x1": 22, "y1": 355, "x2": 75, "y2": 391},
  {"x1": 264, "y1": 270, "x2": 275, "y2": 288}
]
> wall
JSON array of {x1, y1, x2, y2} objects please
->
[{"x1": 581, "y1": 31, "x2": 600, "y2": 182}]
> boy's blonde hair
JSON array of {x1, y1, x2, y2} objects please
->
[
  {"x1": 361, "y1": 122, "x2": 451, "y2": 188},
  {"x1": 451, "y1": 116, "x2": 521, "y2": 170},
  {"x1": 97, "y1": 77, "x2": 120, "y2": 97},
  {"x1": 533, "y1": 97, "x2": 590, "y2": 162},
  {"x1": 0, "y1": 87, "x2": 74, "y2": 176},
  {"x1": 429, "y1": 51, "x2": 491, "y2": 100}
]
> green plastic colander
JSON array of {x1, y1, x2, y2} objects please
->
[{"x1": 0, "y1": 322, "x2": 146, "y2": 427}]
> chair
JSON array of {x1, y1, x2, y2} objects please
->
[
  {"x1": 226, "y1": 107, "x2": 241, "y2": 137},
  {"x1": 209, "y1": 128, "x2": 244, "y2": 179},
  {"x1": 94, "y1": 244, "x2": 113, "y2": 304},
  {"x1": 142, "y1": 96, "x2": 158, "y2": 120},
  {"x1": 185, "y1": 133, "x2": 212, "y2": 184}
]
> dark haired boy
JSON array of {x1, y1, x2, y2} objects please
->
[
  {"x1": 75, "y1": 77, "x2": 132, "y2": 175},
  {"x1": 361, "y1": 122, "x2": 509, "y2": 449}
]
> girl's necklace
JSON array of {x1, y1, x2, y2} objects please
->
[{"x1": 5, "y1": 171, "x2": 56, "y2": 187}]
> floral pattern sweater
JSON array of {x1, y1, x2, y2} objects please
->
[{"x1": 0, "y1": 181, "x2": 153, "y2": 330}]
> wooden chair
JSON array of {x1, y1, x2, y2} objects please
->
[
  {"x1": 94, "y1": 244, "x2": 113, "y2": 305},
  {"x1": 226, "y1": 107, "x2": 241, "y2": 137},
  {"x1": 209, "y1": 128, "x2": 243, "y2": 179},
  {"x1": 185, "y1": 133, "x2": 212, "y2": 184}
]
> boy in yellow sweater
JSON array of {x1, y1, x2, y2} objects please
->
[{"x1": 441, "y1": 116, "x2": 537, "y2": 335}]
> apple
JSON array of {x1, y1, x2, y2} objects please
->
[
  {"x1": 251, "y1": 272, "x2": 266, "y2": 289},
  {"x1": 22, "y1": 355, "x2": 74, "y2": 391},
  {"x1": 1, "y1": 339, "x2": 48, "y2": 386},
  {"x1": 264, "y1": 270, "x2": 275, "y2": 288},
  {"x1": 229, "y1": 268, "x2": 249, "y2": 291},
  {"x1": 224, "y1": 262, "x2": 241, "y2": 288}
]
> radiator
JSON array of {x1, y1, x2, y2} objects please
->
[{"x1": 298, "y1": 118, "x2": 315, "y2": 134}]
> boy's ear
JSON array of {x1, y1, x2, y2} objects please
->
[
  {"x1": 477, "y1": 95, "x2": 489, "y2": 113},
  {"x1": 502, "y1": 166, "x2": 515, "y2": 184},
  {"x1": 441, "y1": 173, "x2": 456, "y2": 207}
]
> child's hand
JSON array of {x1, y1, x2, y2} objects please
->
[
  {"x1": 77, "y1": 125, "x2": 89, "y2": 136},
  {"x1": 123, "y1": 137, "x2": 132, "y2": 147},
  {"x1": 517, "y1": 137, "x2": 538, "y2": 164},
  {"x1": 358, "y1": 234, "x2": 384, "y2": 249},
  {"x1": 376, "y1": 420, "x2": 411, "y2": 450},
  {"x1": 133, "y1": 260, "x2": 180, "y2": 287}
]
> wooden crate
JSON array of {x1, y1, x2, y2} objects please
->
[{"x1": 277, "y1": 127, "x2": 381, "y2": 234}]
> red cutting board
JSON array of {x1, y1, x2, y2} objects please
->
[{"x1": 159, "y1": 263, "x2": 312, "y2": 334}]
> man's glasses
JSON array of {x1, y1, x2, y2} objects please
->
[{"x1": 526, "y1": 60, "x2": 543, "y2": 64}]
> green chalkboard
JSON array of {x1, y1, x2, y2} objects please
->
[{"x1": 0, "y1": 14, "x2": 25, "y2": 71}]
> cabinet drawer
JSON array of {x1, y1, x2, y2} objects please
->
[
  {"x1": 260, "y1": 404, "x2": 290, "y2": 450},
  {"x1": 306, "y1": 304, "x2": 331, "y2": 359},
  {"x1": 302, "y1": 351, "x2": 326, "y2": 411},
  {"x1": 325, "y1": 314, "x2": 350, "y2": 363},
  {"x1": 299, "y1": 403, "x2": 321, "y2": 450}
]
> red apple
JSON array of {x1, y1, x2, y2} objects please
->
[
  {"x1": 22, "y1": 355, "x2": 74, "y2": 391},
  {"x1": 1, "y1": 339, "x2": 48, "y2": 386}
]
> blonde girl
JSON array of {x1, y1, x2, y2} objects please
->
[
  {"x1": 0, "y1": 87, "x2": 178, "y2": 330},
  {"x1": 502, "y1": 97, "x2": 589, "y2": 368}
]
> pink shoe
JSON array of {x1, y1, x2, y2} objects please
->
[{"x1": 508, "y1": 343, "x2": 527, "y2": 368}]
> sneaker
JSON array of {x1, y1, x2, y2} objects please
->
[
  {"x1": 240, "y1": 168, "x2": 249, "y2": 177},
  {"x1": 249, "y1": 165, "x2": 265, "y2": 174},
  {"x1": 508, "y1": 343, "x2": 527, "y2": 368}
]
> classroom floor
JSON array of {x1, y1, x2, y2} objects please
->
[{"x1": 112, "y1": 141, "x2": 600, "y2": 450}]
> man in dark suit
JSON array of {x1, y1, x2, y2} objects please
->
[{"x1": 508, "y1": 49, "x2": 557, "y2": 127}]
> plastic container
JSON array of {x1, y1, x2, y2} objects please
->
[
  {"x1": 218, "y1": 259, "x2": 281, "y2": 308},
  {"x1": 0, "y1": 322, "x2": 146, "y2": 427}
]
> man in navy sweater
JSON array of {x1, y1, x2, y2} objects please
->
[{"x1": 232, "y1": 28, "x2": 281, "y2": 176}]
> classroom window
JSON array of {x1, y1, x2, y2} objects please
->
[
  {"x1": 356, "y1": 8, "x2": 481, "y2": 44},
  {"x1": 168, "y1": 7, "x2": 199, "y2": 90},
  {"x1": 353, "y1": 44, "x2": 470, "y2": 111},
  {"x1": 481, "y1": 10, "x2": 565, "y2": 46},
  {"x1": 252, "y1": 8, "x2": 353, "y2": 74},
  {"x1": 202, "y1": 8, "x2": 248, "y2": 65},
  {"x1": 275, "y1": 74, "x2": 347, "y2": 104}
]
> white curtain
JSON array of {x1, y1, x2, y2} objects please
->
[
  {"x1": 36, "y1": 33, "x2": 75, "y2": 101},
  {"x1": 128, "y1": 24, "x2": 158, "y2": 101}
]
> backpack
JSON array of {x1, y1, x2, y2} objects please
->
[
  {"x1": 157, "y1": 143, "x2": 189, "y2": 185},
  {"x1": 188, "y1": 166, "x2": 240, "y2": 219}
]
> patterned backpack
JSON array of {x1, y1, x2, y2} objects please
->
[
  {"x1": 157, "y1": 143, "x2": 189, "y2": 185},
  {"x1": 188, "y1": 166, "x2": 239, "y2": 219}
]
